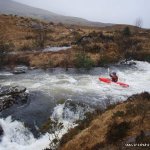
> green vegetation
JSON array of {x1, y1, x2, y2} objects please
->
[
  {"x1": 57, "y1": 99, "x2": 66, "y2": 105},
  {"x1": 98, "y1": 55, "x2": 111, "y2": 66},
  {"x1": 0, "y1": 25, "x2": 14, "y2": 67},
  {"x1": 74, "y1": 52, "x2": 94, "y2": 70},
  {"x1": 145, "y1": 55, "x2": 150, "y2": 62},
  {"x1": 113, "y1": 111, "x2": 125, "y2": 118},
  {"x1": 122, "y1": 26, "x2": 131, "y2": 37}
]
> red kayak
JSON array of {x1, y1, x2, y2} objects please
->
[{"x1": 99, "y1": 78, "x2": 129, "y2": 88}]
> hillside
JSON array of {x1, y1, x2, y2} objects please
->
[
  {"x1": 59, "y1": 92, "x2": 150, "y2": 150},
  {"x1": 0, "y1": 0, "x2": 112, "y2": 27},
  {"x1": 0, "y1": 14, "x2": 150, "y2": 69}
]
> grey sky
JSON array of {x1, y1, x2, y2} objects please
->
[{"x1": 14, "y1": 0, "x2": 150, "y2": 28}]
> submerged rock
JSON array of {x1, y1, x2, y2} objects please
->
[{"x1": 0, "y1": 86, "x2": 28, "y2": 112}]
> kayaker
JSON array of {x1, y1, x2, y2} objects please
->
[{"x1": 109, "y1": 72, "x2": 118, "y2": 82}]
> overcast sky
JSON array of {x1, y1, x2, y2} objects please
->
[{"x1": 14, "y1": 0, "x2": 150, "y2": 28}]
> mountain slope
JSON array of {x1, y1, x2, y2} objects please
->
[{"x1": 0, "y1": 0, "x2": 112, "y2": 27}]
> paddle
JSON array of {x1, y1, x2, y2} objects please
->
[{"x1": 108, "y1": 68, "x2": 110, "y2": 76}]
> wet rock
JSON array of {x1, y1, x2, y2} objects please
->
[
  {"x1": 62, "y1": 100, "x2": 92, "y2": 121},
  {"x1": 120, "y1": 60, "x2": 136, "y2": 66},
  {"x1": 0, "y1": 86, "x2": 28, "y2": 112},
  {"x1": 0, "y1": 95, "x2": 15, "y2": 111},
  {"x1": 0, "y1": 86, "x2": 26, "y2": 97},
  {"x1": 0, "y1": 125, "x2": 4, "y2": 141},
  {"x1": 12, "y1": 66, "x2": 28, "y2": 74}
]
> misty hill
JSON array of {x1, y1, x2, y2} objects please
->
[{"x1": 0, "y1": 0, "x2": 112, "y2": 27}]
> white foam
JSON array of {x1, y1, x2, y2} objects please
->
[
  {"x1": 0, "y1": 102, "x2": 89, "y2": 150},
  {"x1": 0, "y1": 61, "x2": 150, "y2": 149},
  {"x1": 1, "y1": 61, "x2": 150, "y2": 101},
  {"x1": 0, "y1": 117, "x2": 50, "y2": 150},
  {"x1": 43, "y1": 46, "x2": 71, "y2": 52},
  {"x1": 0, "y1": 72, "x2": 13, "y2": 76}
]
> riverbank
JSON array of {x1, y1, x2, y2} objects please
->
[
  {"x1": 1, "y1": 14, "x2": 150, "y2": 69},
  {"x1": 58, "y1": 92, "x2": 150, "y2": 150}
]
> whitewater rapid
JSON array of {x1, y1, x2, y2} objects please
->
[{"x1": 0, "y1": 61, "x2": 150, "y2": 150}]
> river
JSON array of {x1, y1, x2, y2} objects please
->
[{"x1": 0, "y1": 61, "x2": 150, "y2": 150}]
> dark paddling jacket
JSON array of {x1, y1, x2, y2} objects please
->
[{"x1": 110, "y1": 74, "x2": 118, "y2": 82}]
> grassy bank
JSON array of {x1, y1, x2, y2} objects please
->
[
  {"x1": 58, "y1": 92, "x2": 150, "y2": 150},
  {"x1": 0, "y1": 14, "x2": 150, "y2": 69}
]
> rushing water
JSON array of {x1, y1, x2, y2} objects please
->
[
  {"x1": 8, "y1": 46, "x2": 72, "y2": 55},
  {"x1": 0, "y1": 61, "x2": 150, "y2": 150},
  {"x1": 43, "y1": 46, "x2": 71, "y2": 52}
]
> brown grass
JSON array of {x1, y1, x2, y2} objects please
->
[
  {"x1": 1, "y1": 14, "x2": 150, "y2": 68},
  {"x1": 59, "y1": 92, "x2": 150, "y2": 150}
]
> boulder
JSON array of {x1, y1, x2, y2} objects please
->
[
  {"x1": 62, "y1": 100, "x2": 92, "y2": 121},
  {"x1": 0, "y1": 95, "x2": 15, "y2": 111},
  {"x1": 120, "y1": 60, "x2": 136, "y2": 66},
  {"x1": 12, "y1": 66, "x2": 28, "y2": 74},
  {"x1": 0, "y1": 86, "x2": 28, "y2": 112},
  {"x1": 0, "y1": 86, "x2": 26, "y2": 97}
]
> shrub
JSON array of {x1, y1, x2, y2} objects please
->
[
  {"x1": 122, "y1": 27, "x2": 131, "y2": 37},
  {"x1": 25, "y1": 35, "x2": 34, "y2": 40},
  {"x1": 82, "y1": 44, "x2": 102, "y2": 53},
  {"x1": 98, "y1": 55, "x2": 110, "y2": 66},
  {"x1": 72, "y1": 31, "x2": 82, "y2": 42},
  {"x1": 106, "y1": 103, "x2": 117, "y2": 110},
  {"x1": 144, "y1": 55, "x2": 150, "y2": 62},
  {"x1": 0, "y1": 41, "x2": 15, "y2": 67},
  {"x1": 91, "y1": 143, "x2": 105, "y2": 150},
  {"x1": 57, "y1": 99, "x2": 66, "y2": 105},
  {"x1": 48, "y1": 59, "x2": 53, "y2": 67},
  {"x1": 106, "y1": 121, "x2": 130, "y2": 143},
  {"x1": 74, "y1": 52, "x2": 94, "y2": 70},
  {"x1": 15, "y1": 56, "x2": 30, "y2": 66},
  {"x1": 113, "y1": 111, "x2": 125, "y2": 118},
  {"x1": 19, "y1": 44, "x2": 32, "y2": 51}
]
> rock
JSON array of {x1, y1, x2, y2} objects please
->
[
  {"x1": 0, "y1": 125, "x2": 4, "y2": 141},
  {"x1": 12, "y1": 66, "x2": 28, "y2": 74},
  {"x1": 13, "y1": 92, "x2": 28, "y2": 104},
  {"x1": 0, "y1": 86, "x2": 26, "y2": 97},
  {"x1": 120, "y1": 60, "x2": 136, "y2": 66},
  {"x1": 0, "y1": 86, "x2": 28, "y2": 112},
  {"x1": 76, "y1": 35, "x2": 92, "y2": 45},
  {"x1": 62, "y1": 100, "x2": 92, "y2": 121},
  {"x1": 0, "y1": 95, "x2": 15, "y2": 111}
]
